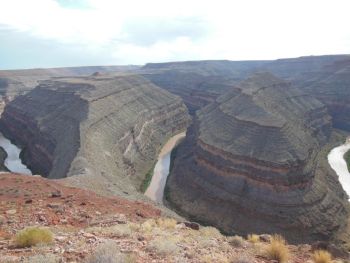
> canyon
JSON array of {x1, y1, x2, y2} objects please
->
[
  {"x1": 0, "y1": 55, "x2": 350, "y2": 248},
  {"x1": 0, "y1": 73, "x2": 190, "y2": 199},
  {"x1": 166, "y1": 70, "x2": 350, "y2": 244}
]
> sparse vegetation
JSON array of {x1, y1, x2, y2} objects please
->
[
  {"x1": 147, "y1": 237, "x2": 179, "y2": 256},
  {"x1": 247, "y1": 234, "x2": 260, "y2": 243},
  {"x1": 228, "y1": 235, "x2": 245, "y2": 247},
  {"x1": 24, "y1": 254, "x2": 60, "y2": 263},
  {"x1": 199, "y1": 226, "x2": 222, "y2": 238},
  {"x1": 265, "y1": 234, "x2": 290, "y2": 263},
  {"x1": 156, "y1": 217, "x2": 177, "y2": 229},
  {"x1": 86, "y1": 241, "x2": 136, "y2": 263},
  {"x1": 140, "y1": 163, "x2": 155, "y2": 192},
  {"x1": 15, "y1": 227, "x2": 53, "y2": 248},
  {"x1": 312, "y1": 250, "x2": 332, "y2": 263},
  {"x1": 87, "y1": 223, "x2": 134, "y2": 237}
]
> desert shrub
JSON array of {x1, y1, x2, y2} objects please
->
[
  {"x1": 231, "y1": 254, "x2": 255, "y2": 263},
  {"x1": 140, "y1": 219, "x2": 157, "y2": 233},
  {"x1": 228, "y1": 235, "x2": 245, "y2": 247},
  {"x1": 312, "y1": 250, "x2": 332, "y2": 263},
  {"x1": 15, "y1": 227, "x2": 53, "y2": 248},
  {"x1": 87, "y1": 224, "x2": 134, "y2": 237},
  {"x1": 199, "y1": 226, "x2": 222, "y2": 238},
  {"x1": 156, "y1": 217, "x2": 177, "y2": 229},
  {"x1": 86, "y1": 241, "x2": 135, "y2": 263},
  {"x1": 247, "y1": 234, "x2": 260, "y2": 243},
  {"x1": 147, "y1": 237, "x2": 179, "y2": 256},
  {"x1": 265, "y1": 234, "x2": 290, "y2": 263}
]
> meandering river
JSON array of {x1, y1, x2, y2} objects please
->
[
  {"x1": 0, "y1": 132, "x2": 32, "y2": 175},
  {"x1": 328, "y1": 138, "x2": 350, "y2": 198},
  {"x1": 145, "y1": 132, "x2": 186, "y2": 204}
]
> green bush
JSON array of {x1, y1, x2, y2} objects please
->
[{"x1": 15, "y1": 227, "x2": 53, "y2": 248}]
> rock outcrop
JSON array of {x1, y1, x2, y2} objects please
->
[
  {"x1": 0, "y1": 73, "x2": 190, "y2": 197},
  {"x1": 166, "y1": 72, "x2": 349, "y2": 243}
]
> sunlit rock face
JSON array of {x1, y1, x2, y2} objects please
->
[
  {"x1": 0, "y1": 73, "x2": 190, "y2": 197},
  {"x1": 166, "y1": 72, "x2": 349, "y2": 243}
]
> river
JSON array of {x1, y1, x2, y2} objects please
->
[
  {"x1": 145, "y1": 132, "x2": 186, "y2": 204},
  {"x1": 0, "y1": 132, "x2": 32, "y2": 175},
  {"x1": 328, "y1": 138, "x2": 350, "y2": 198}
]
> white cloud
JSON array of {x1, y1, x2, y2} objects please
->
[{"x1": 0, "y1": 0, "x2": 349, "y2": 68}]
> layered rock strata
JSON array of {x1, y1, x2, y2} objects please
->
[
  {"x1": 166, "y1": 73, "x2": 349, "y2": 243},
  {"x1": 0, "y1": 73, "x2": 190, "y2": 197}
]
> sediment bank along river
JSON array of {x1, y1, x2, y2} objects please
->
[
  {"x1": 145, "y1": 131, "x2": 186, "y2": 204},
  {"x1": 328, "y1": 138, "x2": 350, "y2": 198},
  {"x1": 0, "y1": 132, "x2": 32, "y2": 175}
]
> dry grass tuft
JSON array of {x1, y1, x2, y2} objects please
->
[
  {"x1": 86, "y1": 241, "x2": 136, "y2": 263},
  {"x1": 147, "y1": 237, "x2": 179, "y2": 256},
  {"x1": 247, "y1": 234, "x2": 260, "y2": 243},
  {"x1": 312, "y1": 250, "x2": 332, "y2": 263},
  {"x1": 87, "y1": 224, "x2": 134, "y2": 238},
  {"x1": 228, "y1": 235, "x2": 245, "y2": 247},
  {"x1": 156, "y1": 217, "x2": 177, "y2": 229},
  {"x1": 140, "y1": 219, "x2": 157, "y2": 234},
  {"x1": 265, "y1": 234, "x2": 290, "y2": 263},
  {"x1": 15, "y1": 227, "x2": 53, "y2": 248},
  {"x1": 199, "y1": 226, "x2": 222, "y2": 238}
]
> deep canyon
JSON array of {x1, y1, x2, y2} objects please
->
[{"x1": 0, "y1": 55, "x2": 350, "y2": 246}]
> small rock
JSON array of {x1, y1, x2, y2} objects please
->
[
  {"x1": 259, "y1": 234, "x2": 271, "y2": 242},
  {"x1": 6, "y1": 209, "x2": 16, "y2": 215},
  {"x1": 25, "y1": 199, "x2": 33, "y2": 204},
  {"x1": 51, "y1": 191, "x2": 62, "y2": 198},
  {"x1": 82, "y1": 232, "x2": 95, "y2": 238},
  {"x1": 38, "y1": 215, "x2": 46, "y2": 222},
  {"x1": 136, "y1": 210, "x2": 145, "y2": 218},
  {"x1": 47, "y1": 203, "x2": 61, "y2": 209},
  {"x1": 183, "y1": 221, "x2": 200, "y2": 230},
  {"x1": 80, "y1": 202, "x2": 87, "y2": 206},
  {"x1": 55, "y1": 236, "x2": 67, "y2": 242},
  {"x1": 137, "y1": 236, "x2": 145, "y2": 241}
]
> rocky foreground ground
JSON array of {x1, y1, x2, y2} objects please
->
[{"x1": 0, "y1": 173, "x2": 348, "y2": 263}]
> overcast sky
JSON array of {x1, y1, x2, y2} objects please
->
[{"x1": 0, "y1": 0, "x2": 349, "y2": 69}]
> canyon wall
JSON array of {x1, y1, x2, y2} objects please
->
[
  {"x1": 166, "y1": 73, "x2": 349, "y2": 243},
  {"x1": 0, "y1": 73, "x2": 190, "y2": 197}
]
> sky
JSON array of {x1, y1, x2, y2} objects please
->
[{"x1": 0, "y1": 0, "x2": 349, "y2": 69}]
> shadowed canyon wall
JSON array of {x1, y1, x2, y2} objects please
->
[{"x1": 166, "y1": 73, "x2": 349, "y2": 243}]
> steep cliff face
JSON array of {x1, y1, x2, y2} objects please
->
[
  {"x1": 166, "y1": 73, "x2": 349, "y2": 243},
  {"x1": 0, "y1": 73, "x2": 190, "y2": 197},
  {"x1": 141, "y1": 60, "x2": 268, "y2": 114},
  {"x1": 299, "y1": 59, "x2": 350, "y2": 131}
]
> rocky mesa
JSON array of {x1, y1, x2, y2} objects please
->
[{"x1": 166, "y1": 72, "x2": 349, "y2": 243}]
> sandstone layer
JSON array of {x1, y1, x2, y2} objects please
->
[
  {"x1": 0, "y1": 73, "x2": 190, "y2": 198},
  {"x1": 166, "y1": 72, "x2": 349, "y2": 243}
]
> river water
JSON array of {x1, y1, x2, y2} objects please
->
[
  {"x1": 328, "y1": 138, "x2": 350, "y2": 198},
  {"x1": 0, "y1": 132, "x2": 32, "y2": 175},
  {"x1": 145, "y1": 132, "x2": 186, "y2": 204}
]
